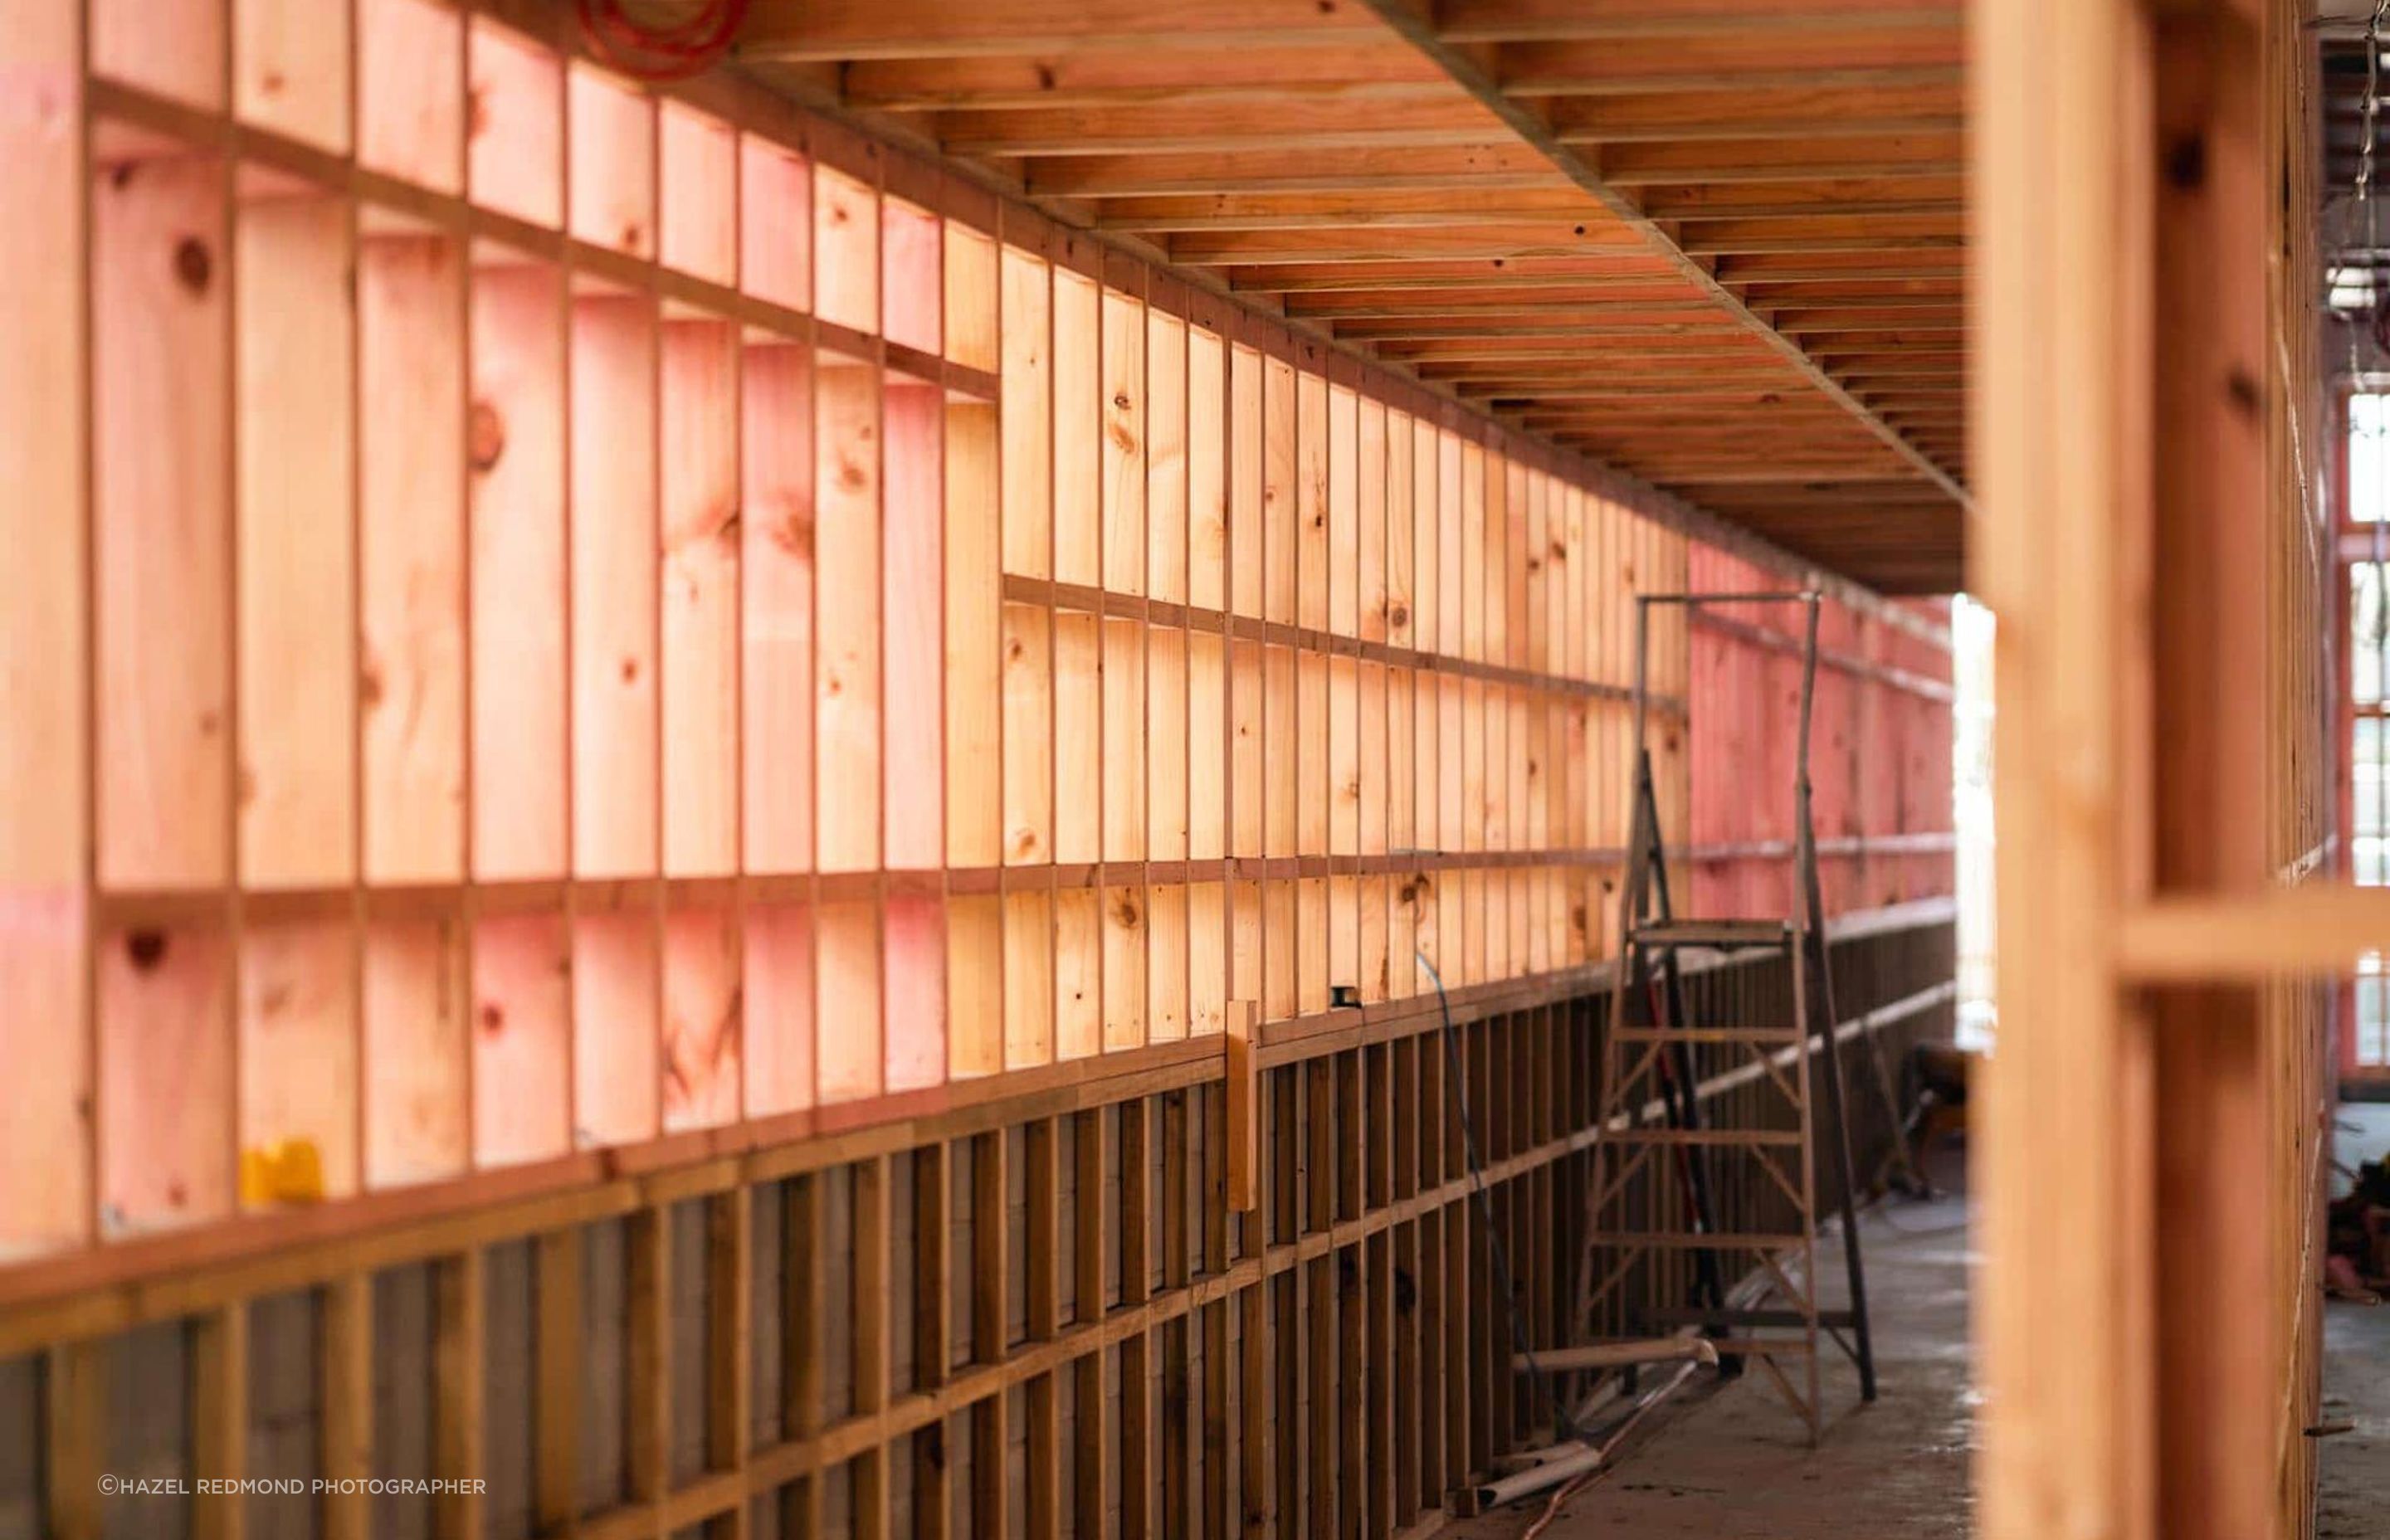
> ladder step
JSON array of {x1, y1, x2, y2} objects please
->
[
  {"x1": 1612, "y1": 1026, "x2": 1805, "y2": 1045},
  {"x1": 1514, "y1": 1338, "x2": 1718, "y2": 1374},
  {"x1": 1601, "y1": 1127, "x2": 1804, "y2": 1147},
  {"x1": 1639, "y1": 1307, "x2": 1859, "y2": 1330},
  {"x1": 1634, "y1": 919, "x2": 1794, "y2": 948},
  {"x1": 1707, "y1": 1337, "x2": 1815, "y2": 1357},
  {"x1": 1515, "y1": 1337, "x2": 1812, "y2": 1375},
  {"x1": 1588, "y1": 1231, "x2": 1811, "y2": 1250}
]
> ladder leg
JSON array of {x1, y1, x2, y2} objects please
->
[
  {"x1": 1792, "y1": 595, "x2": 1878, "y2": 1403},
  {"x1": 1805, "y1": 921, "x2": 1877, "y2": 1401},
  {"x1": 1637, "y1": 750, "x2": 1728, "y2": 1323}
]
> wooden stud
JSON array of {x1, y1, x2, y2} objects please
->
[
  {"x1": 853, "y1": 1155, "x2": 892, "y2": 1539},
  {"x1": 913, "y1": 1143, "x2": 953, "y2": 1538},
  {"x1": 627, "y1": 1206, "x2": 673, "y2": 1508},
  {"x1": 432, "y1": 1248, "x2": 484, "y2": 1540},
  {"x1": 971, "y1": 1129, "x2": 1011, "y2": 1533},
  {"x1": 192, "y1": 1302, "x2": 247, "y2": 1540},
  {"x1": 322, "y1": 1272, "x2": 373, "y2": 1540},
  {"x1": 44, "y1": 1339, "x2": 105, "y2": 1540},
  {"x1": 533, "y1": 1227, "x2": 582, "y2": 1533}
]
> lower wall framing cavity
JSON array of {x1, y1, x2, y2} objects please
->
[{"x1": 0, "y1": 912, "x2": 1954, "y2": 1540}]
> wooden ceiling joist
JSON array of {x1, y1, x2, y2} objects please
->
[
  {"x1": 1598, "y1": 134, "x2": 1966, "y2": 183},
  {"x1": 1021, "y1": 145, "x2": 1568, "y2": 197},
  {"x1": 1090, "y1": 188, "x2": 1608, "y2": 231},
  {"x1": 741, "y1": 0, "x2": 1382, "y2": 61},
  {"x1": 1168, "y1": 224, "x2": 1650, "y2": 265},
  {"x1": 929, "y1": 97, "x2": 1510, "y2": 156},
  {"x1": 1546, "y1": 83, "x2": 1963, "y2": 143},
  {"x1": 1436, "y1": 0, "x2": 1959, "y2": 46},
  {"x1": 1236, "y1": 261, "x2": 1695, "y2": 294},
  {"x1": 732, "y1": 0, "x2": 1973, "y2": 591},
  {"x1": 1352, "y1": 0, "x2": 1968, "y2": 505},
  {"x1": 828, "y1": 46, "x2": 1451, "y2": 112}
]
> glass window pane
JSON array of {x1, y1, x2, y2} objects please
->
[
  {"x1": 2355, "y1": 563, "x2": 2384, "y2": 705},
  {"x1": 2355, "y1": 393, "x2": 2390, "y2": 524},
  {"x1": 2359, "y1": 720, "x2": 2387, "y2": 844}
]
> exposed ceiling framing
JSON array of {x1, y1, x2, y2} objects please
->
[{"x1": 734, "y1": 0, "x2": 1972, "y2": 592}]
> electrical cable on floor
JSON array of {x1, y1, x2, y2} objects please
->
[
  {"x1": 1419, "y1": 948, "x2": 1572, "y2": 1437},
  {"x1": 1520, "y1": 1466, "x2": 1610, "y2": 1540},
  {"x1": 1521, "y1": 1357, "x2": 1707, "y2": 1537}
]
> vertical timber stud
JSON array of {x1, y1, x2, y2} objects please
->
[
  {"x1": 534, "y1": 1228, "x2": 583, "y2": 1536},
  {"x1": 784, "y1": 1174, "x2": 826, "y2": 1539},
  {"x1": 1973, "y1": 0, "x2": 2141, "y2": 1525},
  {"x1": 1160, "y1": 1089, "x2": 1192, "y2": 1540},
  {"x1": 1224, "y1": 1001, "x2": 1260, "y2": 1213},
  {"x1": 2149, "y1": 4, "x2": 2278, "y2": 1538},
  {"x1": 1071, "y1": 1109, "x2": 1109, "y2": 1540},
  {"x1": 1202, "y1": 1084, "x2": 1232, "y2": 1540},
  {"x1": 628, "y1": 1206, "x2": 674, "y2": 1518},
  {"x1": 44, "y1": 1341, "x2": 105, "y2": 1540},
  {"x1": 972, "y1": 1129, "x2": 1011, "y2": 1536},
  {"x1": 708, "y1": 1189, "x2": 755, "y2": 1540},
  {"x1": 914, "y1": 1143, "x2": 954, "y2": 1540},
  {"x1": 1121, "y1": 1099, "x2": 1154, "y2": 1540},
  {"x1": 193, "y1": 1304, "x2": 249, "y2": 1540},
  {"x1": 854, "y1": 1155, "x2": 893, "y2": 1540},
  {"x1": 1027, "y1": 1116, "x2": 1062, "y2": 1540},
  {"x1": 434, "y1": 1249, "x2": 485, "y2": 1540},
  {"x1": 323, "y1": 1273, "x2": 374, "y2": 1540},
  {"x1": 1978, "y1": 0, "x2": 2304, "y2": 1536}
]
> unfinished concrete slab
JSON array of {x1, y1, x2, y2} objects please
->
[
  {"x1": 2316, "y1": 1297, "x2": 2390, "y2": 1540},
  {"x1": 1458, "y1": 1195, "x2": 1974, "y2": 1540}
]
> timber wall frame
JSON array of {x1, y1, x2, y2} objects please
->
[
  {"x1": 0, "y1": 0, "x2": 1954, "y2": 1279},
  {"x1": 0, "y1": 916, "x2": 1956, "y2": 1540},
  {"x1": 0, "y1": 1, "x2": 1958, "y2": 1536},
  {"x1": 1973, "y1": 1, "x2": 2333, "y2": 1538}
]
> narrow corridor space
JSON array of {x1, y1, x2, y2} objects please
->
[{"x1": 1461, "y1": 1191, "x2": 1976, "y2": 1540}]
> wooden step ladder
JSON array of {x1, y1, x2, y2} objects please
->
[{"x1": 1553, "y1": 590, "x2": 1898, "y2": 1444}]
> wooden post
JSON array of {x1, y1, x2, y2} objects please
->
[
  {"x1": 1974, "y1": 2, "x2": 2316, "y2": 1538},
  {"x1": 2149, "y1": 6, "x2": 2286, "y2": 1538}
]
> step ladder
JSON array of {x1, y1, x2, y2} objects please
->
[{"x1": 1553, "y1": 590, "x2": 1895, "y2": 1444}]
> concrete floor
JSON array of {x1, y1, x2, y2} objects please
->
[
  {"x1": 2320, "y1": 1099, "x2": 2390, "y2": 1538},
  {"x1": 1456, "y1": 1191, "x2": 1976, "y2": 1540},
  {"x1": 1457, "y1": 1137, "x2": 2390, "y2": 1540},
  {"x1": 2317, "y1": 1291, "x2": 2390, "y2": 1539}
]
